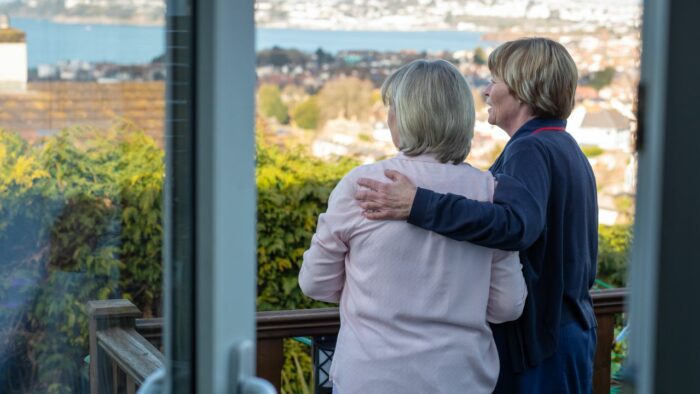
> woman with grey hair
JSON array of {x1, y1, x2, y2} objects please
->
[
  {"x1": 299, "y1": 59, "x2": 527, "y2": 393},
  {"x1": 355, "y1": 38, "x2": 598, "y2": 393}
]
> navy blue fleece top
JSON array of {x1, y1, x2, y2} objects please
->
[{"x1": 408, "y1": 117, "x2": 598, "y2": 372}]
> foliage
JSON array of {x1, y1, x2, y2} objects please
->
[
  {"x1": 255, "y1": 132, "x2": 357, "y2": 311},
  {"x1": 259, "y1": 84, "x2": 290, "y2": 124},
  {"x1": 292, "y1": 96, "x2": 320, "y2": 130},
  {"x1": 597, "y1": 224, "x2": 632, "y2": 288},
  {"x1": 281, "y1": 85, "x2": 309, "y2": 112},
  {"x1": 611, "y1": 324, "x2": 628, "y2": 385},
  {"x1": 317, "y1": 76, "x2": 374, "y2": 121},
  {"x1": 281, "y1": 339, "x2": 313, "y2": 394},
  {"x1": 1, "y1": 117, "x2": 354, "y2": 392},
  {"x1": 473, "y1": 46, "x2": 487, "y2": 65},
  {"x1": 0, "y1": 125, "x2": 163, "y2": 392},
  {"x1": 258, "y1": 46, "x2": 310, "y2": 68},
  {"x1": 314, "y1": 48, "x2": 335, "y2": 68},
  {"x1": 586, "y1": 66, "x2": 616, "y2": 91},
  {"x1": 613, "y1": 195, "x2": 635, "y2": 225},
  {"x1": 581, "y1": 145, "x2": 604, "y2": 158},
  {"x1": 595, "y1": 225, "x2": 632, "y2": 386}
]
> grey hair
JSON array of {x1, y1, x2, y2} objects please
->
[{"x1": 381, "y1": 59, "x2": 475, "y2": 164}]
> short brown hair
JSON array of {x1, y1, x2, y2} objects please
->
[
  {"x1": 381, "y1": 59, "x2": 475, "y2": 164},
  {"x1": 488, "y1": 37, "x2": 578, "y2": 119}
]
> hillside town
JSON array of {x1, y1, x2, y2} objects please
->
[
  {"x1": 256, "y1": 0, "x2": 641, "y2": 224},
  {"x1": 256, "y1": 0, "x2": 641, "y2": 32},
  {"x1": 0, "y1": 0, "x2": 642, "y2": 225}
]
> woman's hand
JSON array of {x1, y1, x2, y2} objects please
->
[{"x1": 355, "y1": 169, "x2": 417, "y2": 220}]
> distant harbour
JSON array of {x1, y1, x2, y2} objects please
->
[{"x1": 10, "y1": 18, "x2": 493, "y2": 67}]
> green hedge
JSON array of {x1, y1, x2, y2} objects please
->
[
  {"x1": 0, "y1": 126, "x2": 163, "y2": 393},
  {"x1": 256, "y1": 135, "x2": 356, "y2": 312},
  {"x1": 0, "y1": 124, "x2": 355, "y2": 393},
  {"x1": 597, "y1": 224, "x2": 632, "y2": 288}
]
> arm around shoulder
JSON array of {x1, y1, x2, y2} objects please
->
[{"x1": 407, "y1": 139, "x2": 551, "y2": 250}]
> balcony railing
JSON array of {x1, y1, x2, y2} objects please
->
[{"x1": 88, "y1": 288, "x2": 626, "y2": 393}]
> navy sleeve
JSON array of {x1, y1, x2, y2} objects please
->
[{"x1": 407, "y1": 138, "x2": 550, "y2": 251}]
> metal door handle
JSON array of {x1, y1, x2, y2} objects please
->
[{"x1": 229, "y1": 339, "x2": 276, "y2": 394}]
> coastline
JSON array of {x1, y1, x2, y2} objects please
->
[{"x1": 7, "y1": 14, "x2": 493, "y2": 33}]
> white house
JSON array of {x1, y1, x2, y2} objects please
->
[
  {"x1": 0, "y1": 14, "x2": 27, "y2": 92},
  {"x1": 568, "y1": 104, "x2": 633, "y2": 152}
]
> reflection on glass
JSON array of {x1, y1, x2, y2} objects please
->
[{"x1": 0, "y1": 1, "x2": 165, "y2": 392}]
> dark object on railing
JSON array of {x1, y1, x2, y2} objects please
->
[
  {"x1": 87, "y1": 299, "x2": 164, "y2": 394},
  {"x1": 313, "y1": 336, "x2": 336, "y2": 394},
  {"x1": 635, "y1": 82, "x2": 646, "y2": 152},
  {"x1": 91, "y1": 288, "x2": 626, "y2": 394}
]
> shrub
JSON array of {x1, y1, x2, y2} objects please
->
[
  {"x1": 292, "y1": 96, "x2": 320, "y2": 130},
  {"x1": 581, "y1": 145, "x2": 604, "y2": 158},
  {"x1": 256, "y1": 134, "x2": 357, "y2": 311},
  {"x1": 259, "y1": 84, "x2": 290, "y2": 124},
  {"x1": 0, "y1": 126, "x2": 163, "y2": 392},
  {"x1": 0, "y1": 121, "x2": 356, "y2": 392},
  {"x1": 597, "y1": 224, "x2": 633, "y2": 288}
]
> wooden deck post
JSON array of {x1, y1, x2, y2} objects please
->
[
  {"x1": 257, "y1": 338, "x2": 284, "y2": 390},
  {"x1": 591, "y1": 288, "x2": 627, "y2": 394},
  {"x1": 594, "y1": 313, "x2": 616, "y2": 394},
  {"x1": 87, "y1": 299, "x2": 141, "y2": 394}
]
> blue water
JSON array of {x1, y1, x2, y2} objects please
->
[
  {"x1": 11, "y1": 18, "x2": 490, "y2": 67},
  {"x1": 13, "y1": 18, "x2": 165, "y2": 67}
]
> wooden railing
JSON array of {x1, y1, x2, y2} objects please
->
[
  {"x1": 87, "y1": 300, "x2": 164, "y2": 394},
  {"x1": 88, "y1": 288, "x2": 626, "y2": 393},
  {"x1": 591, "y1": 288, "x2": 627, "y2": 393}
]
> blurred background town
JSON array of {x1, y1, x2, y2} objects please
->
[{"x1": 0, "y1": 0, "x2": 641, "y2": 226}]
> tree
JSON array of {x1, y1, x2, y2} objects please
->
[
  {"x1": 281, "y1": 84, "x2": 307, "y2": 111},
  {"x1": 473, "y1": 47, "x2": 487, "y2": 66},
  {"x1": 588, "y1": 66, "x2": 616, "y2": 91},
  {"x1": 317, "y1": 76, "x2": 373, "y2": 121},
  {"x1": 314, "y1": 48, "x2": 335, "y2": 69},
  {"x1": 292, "y1": 96, "x2": 320, "y2": 130},
  {"x1": 257, "y1": 46, "x2": 309, "y2": 68},
  {"x1": 258, "y1": 84, "x2": 289, "y2": 124}
]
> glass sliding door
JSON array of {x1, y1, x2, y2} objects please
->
[
  {"x1": 164, "y1": 0, "x2": 272, "y2": 392},
  {"x1": 191, "y1": 0, "x2": 267, "y2": 391},
  {"x1": 0, "y1": 0, "x2": 268, "y2": 392},
  {"x1": 164, "y1": 0, "x2": 195, "y2": 392}
]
